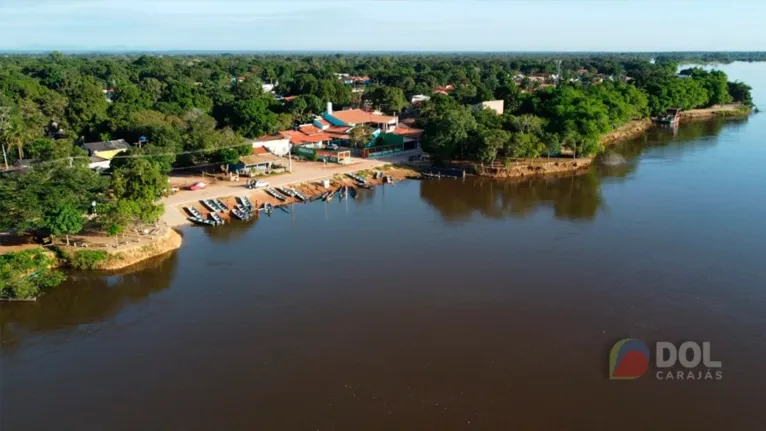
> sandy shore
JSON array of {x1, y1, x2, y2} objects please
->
[{"x1": 177, "y1": 166, "x2": 418, "y2": 226}]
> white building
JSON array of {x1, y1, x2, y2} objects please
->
[
  {"x1": 262, "y1": 81, "x2": 278, "y2": 93},
  {"x1": 411, "y1": 94, "x2": 431, "y2": 104},
  {"x1": 252, "y1": 135, "x2": 292, "y2": 157},
  {"x1": 473, "y1": 100, "x2": 505, "y2": 115}
]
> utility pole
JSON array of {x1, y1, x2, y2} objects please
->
[{"x1": 0, "y1": 106, "x2": 10, "y2": 170}]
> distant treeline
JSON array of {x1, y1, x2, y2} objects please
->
[{"x1": 0, "y1": 52, "x2": 754, "y2": 173}]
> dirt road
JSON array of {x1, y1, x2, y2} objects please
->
[{"x1": 161, "y1": 151, "x2": 420, "y2": 227}]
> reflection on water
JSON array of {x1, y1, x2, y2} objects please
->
[
  {"x1": 0, "y1": 119, "x2": 743, "y2": 350},
  {"x1": 420, "y1": 172, "x2": 603, "y2": 222},
  {"x1": 605, "y1": 118, "x2": 748, "y2": 168},
  {"x1": 0, "y1": 252, "x2": 178, "y2": 352},
  {"x1": 202, "y1": 213, "x2": 261, "y2": 243},
  {"x1": 421, "y1": 118, "x2": 746, "y2": 223}
]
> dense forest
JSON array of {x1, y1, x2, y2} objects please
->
[{"x1": 0, "y1": 53, "x2": 755, "y2": 256}]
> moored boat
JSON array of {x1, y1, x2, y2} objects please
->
[
  {"x1": 209, "y1": 212, "x2": 224, "y2": 225},
  {"x1": 188, "y1": 216, "x2": 215, "y2": 226},
  {"x1": 239, "y1": 196, "x2": 254, "y2": 211},
  {"x1": 185, "y1": 206, "x2": 203, "y2": 218},
  {"x1": 267, "y1": 188, "x2": 287, "y2": 201},
  {"x1": 201, "y1": 200, "x2": 218, "y2": 212}
]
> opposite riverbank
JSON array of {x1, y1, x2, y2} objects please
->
[{"x1": 472, "y1": 104, "x2": 750, "y2": 179}]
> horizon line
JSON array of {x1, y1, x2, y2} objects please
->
[{"x1": 3, "y1": 49, "x2": 766, "y2": 55}]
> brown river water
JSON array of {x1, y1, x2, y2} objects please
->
[{"x1": 2, "y1": 63, "x2": 766, "y2": 430}]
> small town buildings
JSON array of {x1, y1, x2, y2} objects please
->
[
  {"x1": 321, "y1": 102, "x2": 398, "y2": 133},
  {"x1": 261, "y1": 81, "x2": 278, "y2": 93},
  {"x1": 434, "y1": 84, "x2": 455, "y2": 95},
  {"x1": 252, "y1": 134, "x2": 292, "y2": 156},
  {"x1": 474, "y1": 100, "x2": 505, "y2": 115},
  {"x1": 337, "y1": 74, "x2": 371, "y2": 85},
  {"x1": 88, "y1": 156, "x2": 111, "y2": 171},
  {"x1": 81, "y1": 139, "x2": 131, "y2": 160},
  {"x1": 280, "y1": 125, "x2": 332, "y2": 148},
  {"x1": 230, "y1": 153, "x2": 282, "y2": 176}
]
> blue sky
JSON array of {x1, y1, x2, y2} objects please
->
[{"x1": 1, "y1": 0, "x2": 765, "y2": 51}]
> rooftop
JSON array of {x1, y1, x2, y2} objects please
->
[
  {"x1": 392, "y1": 124, "x2": 424, "y2": 138},
  {"x1": 329, "y1": 109, "x2": 396, "y2": 125},
  {"x1": 82, "y1": 139, "x2": 131, "y2": 153},
  {"x1": 239, "y1": 153, "x2": 282, "y2": 166},
  {"x1": 280, "y1": 128, "x2": 331, "y2": 145},
  {"x1": 254, "y1": 134, "x2": 289, "y2": 143}
]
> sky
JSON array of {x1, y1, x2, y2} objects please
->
[{"x1": 1, "y1": 0, "x2": 765, "y2": 52}]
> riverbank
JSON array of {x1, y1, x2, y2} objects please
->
[
  {"x1": 178, "y1": 166, "x2": 418, "y2": 225},
  {"x1": 55, "y1": 226, "x2": 184, "y2": 271},
  {"x1": 474, "y1": 104, "x2": 749, "y2": 179}
]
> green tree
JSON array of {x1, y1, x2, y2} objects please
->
[
  {"x1": 43, "y1": 202, "x2": 83, "y2": 246},
  {"x1": 348, "y1": 124, "x2": 373, "y2": 148},
  {"x1": 110, "y1": 158, "x2": 167, "y2": 223},
  {"x1": 421, "y1": 106, "x2": 477, "y2": 160},
  {"x1": 476, "y1": 128, "x2": 509, "y2": 165},
  {"x1": 227, "y1": 97, "x2": 277, "y2": 138},
  {"x1": 364, "y1": 86, "x2": 407, "y2": 112}
]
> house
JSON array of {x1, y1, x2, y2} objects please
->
[
  {"x1": 81, "y1": 139, "x2": 131, "y2": 160},
  {"x1": 322, "y1": 102, "x2": 397, "y2": 133},
  {"x1": 230, "y1": 153, "x2": 282, "y2": 176},
  {"x1": 390, "y1": 124, "x2": 423, "y2": 143},
  {"x1": 411, "y1": 94, "x2": 431, "y2": 104},
  {"x1": 88, "y1": 156, "x2": 111, "y2": 171},
  {"x1": 262, "y1": 81, "x2": 278, "y2": 93},
  {"x1": 252, "y1": 134, "x2": 292, "y2": 157},
  {"x1": 434, "y1": 84, "x2": 455, "y2": 95},
  {"x1": 279, "y1": 125, "x2": 332, "y2": 148},
  {"x1": 337, "y1": 74, "x2": 371, "y2": 85},
  {"x1": 473, "y1": 100, "x2": 505, "y2": 115}
]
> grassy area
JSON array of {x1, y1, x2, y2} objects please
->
[
  {"x1": 0, "y1": 249, "x2": 66, "y2": 300},
  {"x1": 715, "y1": 106, "x2": 752, "y2": 117},
  {"x1": 65, "y1": 250, "x2": 110, "y2": 270}
]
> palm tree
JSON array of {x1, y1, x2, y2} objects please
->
[{"x1": 2, "y1": 120, "x2": 25, "y2": 161}]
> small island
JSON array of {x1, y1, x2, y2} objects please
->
[{"x1": 0, "y1": 53, "x2": 755, "y2": 300}]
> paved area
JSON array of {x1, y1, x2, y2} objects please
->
[{"x1": 161, "y1": 151, "x2": 420, "y2": 226}]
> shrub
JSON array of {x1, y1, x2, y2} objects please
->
[
  {"x1": 0, "y1": 250, "x2": 64, "y2": 300},
  {"x1": 67, "y1": 250, "x2": 109, "y2": 270}
]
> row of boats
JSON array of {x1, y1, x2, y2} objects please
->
[
  {"x1": 266, "y1": 187, "x2": 308, "y2": 203},
  {"x1": 186, "y1": 196, "x2": 260, "y2": 226},
  {"x1": 186, "y1": 179, "x2": 382, "y2": 228},
  {"x1": 317, "y1": 185, "x2": 358, "y2": 202}
]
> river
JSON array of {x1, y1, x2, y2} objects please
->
[{"x1": 2, "y1": 62, "x2": 765, "y2": 430}]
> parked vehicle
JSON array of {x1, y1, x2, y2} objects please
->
[
  {"x1": 327, "y1": 143, "x2": 339, "y2": 150},
  {"x1": 247, "y1": 180, "x2": 269, "y2": 189},
  {"x1": 189, "y1": 182, "x2": 207, "y2": 191}
]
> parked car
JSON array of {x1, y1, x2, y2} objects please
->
[
  {"x1": 247, "y1": 180, "x2": 269, "y2": 189},
  {"x1": 327, "y1": 143, "x2": 339, "y2": 150},
  {"x1": 188, "y1": 182, "x2": 207, "y2": 191}
]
